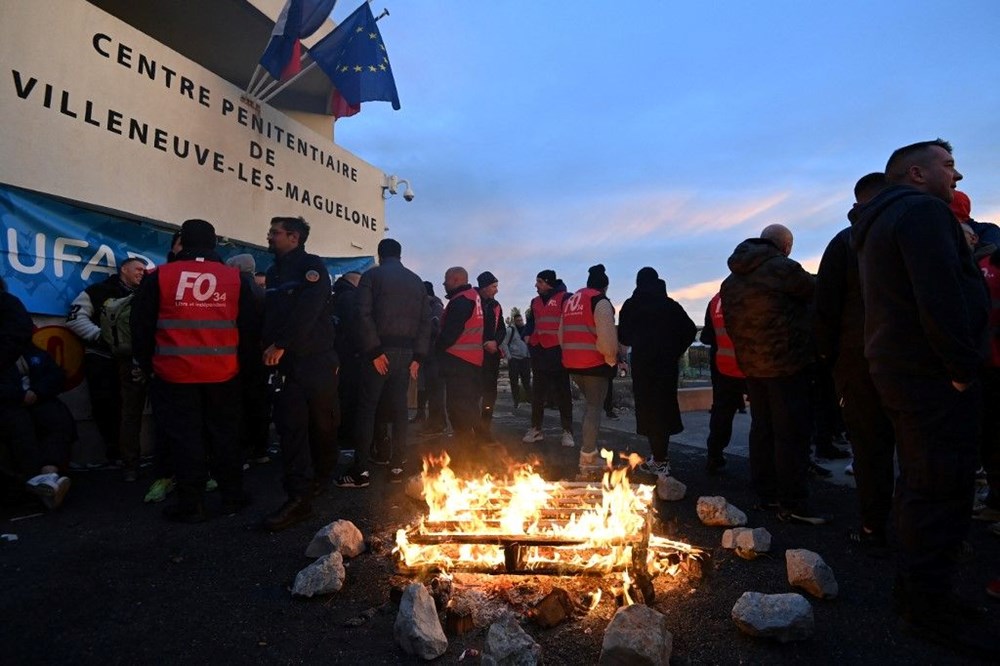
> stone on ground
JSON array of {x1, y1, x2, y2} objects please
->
[
  {"x1": 599, "y1": 604, "x2": 673, "y2": 665},
  {"x1": 721, "y1": 527, "x2": 772, "y2": 553},
  {"x1": 696, "y1": 496, "x2": 748, "y2": 526},
  {"x1": 394, "y1": 583, "x2": 448, "y2": 660},
  {"x1": 482, "y1": 612, "x2": 541, "y2": 665},
  {"x1": 656, "y1": 475, "x2": 687, "y2": 501},
  {"x1": 731, "y1": 591, "x2": 814, "y2": 643},
  {"x1": 304, "y1": 519, "x2": 366, "y2": 558},
  {"x1": 786, "y1": 549, "x2": 839, "y2": 599},
  {"x1": 291, "y1": 552, "x2": 345, "y2": 597}
]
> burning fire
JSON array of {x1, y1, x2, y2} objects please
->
[{"x1": 394, "y1": 449, "x2": 699, "y2": 603}]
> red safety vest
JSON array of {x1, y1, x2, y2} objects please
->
[
  {"x1": 561, "y1": 287, "x2": 608, "y2": 370},
  {"x1": 529, "y1": 291, "x2": 566, "y2": 349},
  {"x1": 153, "y1": 259, "x2": 240, "y2": 383},
  {"x1": 980, "y1": 257, "x2": 1000, "y2": 368},
  {"x1": 709, "y1": 292, "x2": 745, "y2": 379},
  {"x1": 445, "y1": 287, "x2": 484, "y2": 366}
]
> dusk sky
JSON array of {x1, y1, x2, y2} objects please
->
[{"x1": 334, "y1": 0, "x2": 1000, "y2": 321}]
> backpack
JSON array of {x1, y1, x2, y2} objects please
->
[{"x1": 99, "y1": 294, "x2": 135, "y2": 357}]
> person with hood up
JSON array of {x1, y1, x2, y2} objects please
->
[
  {"x1": 721, "y1": 225, "x2": 820, "y2": 524},
  {"x1": 852, "y1": 139, "x2": 996, "y2": 658},
  {"x1": 618, "y1": 267, "x2": 696, "y2": 477}
]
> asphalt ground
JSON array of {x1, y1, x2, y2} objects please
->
[{"x1": 2, "y1": 389, "x2": 999, "y2": 665}]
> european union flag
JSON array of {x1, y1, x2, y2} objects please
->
[{"x1": 309, "y1": 2, "x2": 401, "y2": 114}]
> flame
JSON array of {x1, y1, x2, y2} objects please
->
[{"x1": 394, "y1": 449, "x2": 663, "y2": 576}]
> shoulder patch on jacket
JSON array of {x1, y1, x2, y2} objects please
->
[{"x1": 305, "y1": 270, "x2": 321, "y2": 283}]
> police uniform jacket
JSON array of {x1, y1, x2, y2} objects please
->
[{"x1": 262, "y1": 246, "x2": 336, "y2": 362}]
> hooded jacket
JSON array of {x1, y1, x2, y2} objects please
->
[
  {"x1": 851, "y1": 185, "x2": 988, "y2": 383},
  {"x1": 720, "y1": 238, "x2": 815, "y2": 378}
]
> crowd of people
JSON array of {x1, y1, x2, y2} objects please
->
[{"x1": 1, "y1": 138, "x2": 999, "y2": 658}]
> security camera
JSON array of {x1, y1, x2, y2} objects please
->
[{"x1": 403, "y1": 188, "x2": 414, "y2": 202}]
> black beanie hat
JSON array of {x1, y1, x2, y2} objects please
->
[
  {"x1": 537, "y1": 269, "x2": 557, "y2": 287},
  {"x1": 587, "y1": 264, "x2": 609, "y2": 290},
  {"x1": 180, "y1": 219, "x2": 217, "y2": 250},
  {"x1": 477, "y1": 271, "x2": 498, "y2": 289},
  {"x1": 423, "y1": 280, "x2": 435, "y2": 296}
]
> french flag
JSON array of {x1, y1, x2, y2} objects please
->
[{"x1": 259, "y1": 0, "x2": 338, "y2": 80}]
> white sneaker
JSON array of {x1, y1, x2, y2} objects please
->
[
  {"x1": 560, "y1": 431, "x2": 575, "y2": 448},
  {"x1": 638, "y1": 457, "x2": 670, "y2": 477},
  {"x1": 522, "y1": 427, "x2": 544, "y2": 443},
  {"x1": 25, "y1": 473, "x2": 71, "y2": 509}
]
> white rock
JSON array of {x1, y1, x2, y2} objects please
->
[
  {"x1": 291, "y1": 552, "x2": 345, "y2": 597},
  {"x1": 599, "y1": 604, "x2": 672, "y2": 665},
  {"x1": 696, "y1": 496, "x2": 747, "y2": 527},
  {"x1": 786, "y1": 549, "x2": 838, "y2": 599},
  {"x1": 721, "y1": 527, "x2": 772, "y2": 553},
  {"x1": 304, "y1": 519, "x2": 366, "y2": 559},
  {"x1": 394, "y1": 583, "x2": 448, "y2": 660},
  {"x1": 482, "y1": 613, "x2": 542, "y2": 666},
  {"x1": 656, "y1": 475, "x2": 687, "y2": 501},
  {"x1": 731, "y1": 591, "x2": 814, "y2": 643}
]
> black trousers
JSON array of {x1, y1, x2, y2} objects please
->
[
  {"x1": 706, "y1": 372, "x2": 746, "y2": 457},
  {"x1": 745, "y1": 372, "x2": 812, "y2": 510},
  {"x1": 0, "y1": 400, "x2": 75, "y2": 476},
  {"x1": 238, "y1": 361, "x2": 270, "y2": 459},
  {"x1": 979, "y1": 366, "x2": 1000, "y2": 506},
  {"x1": 507, "y1": 357, "x2": 532, "y2": 406},
  {"x1": 337, "y1": 356, "x2": 361, "y2": 449},
  {"x1": 834, "y1": 354, "x2": 895, "y2": 533},
  {"x1": 150, "y1": 377, "x2": 242, "y2": 508},
  {"x1": 84, "y1": 353, "x2": 120, "y2": 459},
  {"x1": 273, "y1": 351, "x2": 340, "y2": 498},
  {"x1": 530, "y1": 360, "x2": 572, "y2": 432},
  {"x1": 481, "y1": 354, "x2": 501, "y2": 423},
  {"x1": 442, "y1": 354, "x2": 482, "y2": 444},
  {"x1": 873, "y1": 374, "x2": 979, "y2": 597}
]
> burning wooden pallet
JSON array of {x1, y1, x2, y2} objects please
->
[{"x1": 395, "y1": 480, "x2": 657, "y2": 601}]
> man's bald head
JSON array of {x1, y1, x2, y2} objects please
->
[
  {"x1": 444, "y1": 266, "x2": 468, "y2": 292},
  {"x1": 760, "y1": 224, "x2": 794, "y2": 256}
]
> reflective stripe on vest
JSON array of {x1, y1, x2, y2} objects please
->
[
  {"x1": 153, "y1": 259, "x2": 240, "y2": 383},
  {"x1": 561, "y1": 287, "x2": 607, "y2": 370},
  {"x1": 709, "y1": 292, "x2": 745, "y2": 378},
  {"x1": 530, "y1": 291, "x2": 566, "y2": 349},
  {"x1": 980, "y1": 257, "x2": 1000, "y2": 368},
  {"x1": 445, "y1": 288, "x2": 484, "y2": 366}
]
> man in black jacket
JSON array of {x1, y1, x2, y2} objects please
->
[
  {"x1": 476, "y1": 271, "x2": 505, "y2": 442},
  {"x1": 815, "y1": 172, "x2": 894, "y2": 550},
  {"x1": 853, "y1": 139, "x2": 995, "y2": 657},
  {"x1": 338, "y1": 239, "x2": 430, "y2": 487},
  {"x1": 259, "y1": 216, "x2": 339, "y2": 529},
  {"x1": 721, "y1": 225, "x2": 820, "y2": 524}
]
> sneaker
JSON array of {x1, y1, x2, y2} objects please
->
[
  {"x1": 335, "y1": 471, "x2": 371, "y2": 488},
  {"x1": 987, "y1": 579, "x2": 1000, "y2": 600},
  {"x1": 579, "y1": 450, "x2": 600, "y2": 468},
  {"x1": 205, "y1": 478, "x2": 218, "y2": 492},
  {"x1": 560, "y1": 430, "x2": 575, "y2": 448},
  {"x1": 638, "y1": 458, "x2": 671, "y2": 477},
  {"x1": 144, "y1": 478, "x2": 175, "y2": 503},
  {"x1": 844, "y1": 459, "x2": 855, "y2": 476},
  {"x1": 389, "y1": 468, "x2": 404, "y2": 483},
  {"x1": 522, "y1": 427, "x2": 544, "y2": 443},
  {"x1": 26, "y1": 473, "x2": 71, "y2": 509},
  {"x1": 808, "y1": 461, "x2": 832, "y2": 479},
  {"x1": 778, "y1": 508, "x2": 831, "y2": 526}
]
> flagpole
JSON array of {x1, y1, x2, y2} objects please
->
[
  {"x1": 260, "y1": 60, "x2": 319, "y2": 104},
  {"x1": 246, "y1": 65, "x2": 265, "y2": 95}
]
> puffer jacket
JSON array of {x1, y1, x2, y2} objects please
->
[
  {"x1": 720, "y1": 238, "x2": 815, "y2": 378},
  {"x1": 356, "y1": 257, "x2": 431, "y2": 361}
]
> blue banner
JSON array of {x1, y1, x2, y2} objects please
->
[{"x1": 0, "y1": 184, "x2": 374, "y2": 315}]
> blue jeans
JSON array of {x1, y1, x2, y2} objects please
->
[{"x1": 354, "y1": 348, "x2": 413, "y2": 469}]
